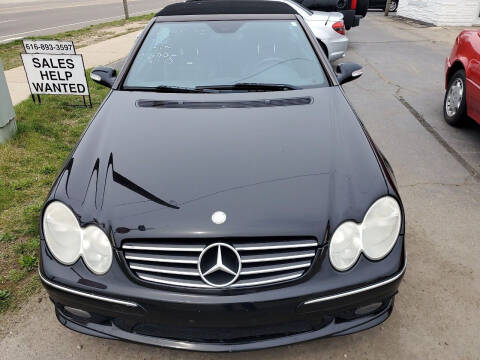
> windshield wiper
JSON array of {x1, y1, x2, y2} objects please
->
[
  {"x1": 124, "y1": 85, "x2": 216, "y2": 93},
  {"x1": 123, "y1": 85, "x2": 207, "y2": 93},
  {"x1": 196, "y1": 83, "x2": 300, "y2": 92}
]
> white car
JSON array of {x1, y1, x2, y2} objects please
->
[
  {"x1": 268, "y1": 0, "x2": 349, "y2": 62},
  {"x1": 183, "y1": 0, "x2": 349, "y2": 62}
]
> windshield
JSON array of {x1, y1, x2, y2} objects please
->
[{"x1": 123, "y1": 20, "x2": 328, "y2": 91}]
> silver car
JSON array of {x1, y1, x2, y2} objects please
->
[{"x1": 268, "y1": 0, "x2": 349, "y2": 62}]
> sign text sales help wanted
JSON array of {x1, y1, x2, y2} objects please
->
[{"x1": 21, "y1": 53, "x2": 89, "y2": 96}]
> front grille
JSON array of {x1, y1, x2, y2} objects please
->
[{"x1": 122, "y1": 237, "x2": 319, "y2": 289}]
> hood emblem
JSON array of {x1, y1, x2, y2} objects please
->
[
  {"x1": 211, "y1": 211, "x2": 227, "y2": 225},
  {"x1": 198, "y1": 243, "x2": 241, "y2": 287}
]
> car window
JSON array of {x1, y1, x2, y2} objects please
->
[{"x1": 123, "y1": 20, "x2": 328, "y2": 91}]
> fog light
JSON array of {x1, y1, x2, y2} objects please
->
[
  {"x1": 64, "y1": 306, "x2": 91, "y2": 319},
  {"x1": 354, "y1": 302, "x2": 383, "y2": 316}
]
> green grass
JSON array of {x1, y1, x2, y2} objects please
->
[
  {"x1": 0, "y1": 289, "x2": 10, "y2": 312},
  {"x1": 0, "y1": 13, "x2": 154, "y2": 71},
  {"x1": 0, "y1": 71, "x2": 110, "y2": 315},
  {"x1": 0, "y1": 233, "x2": 14, "y2": 243}
]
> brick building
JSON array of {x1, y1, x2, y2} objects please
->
[{"x1": 397, "y1": 0, "x2": 480, "y2": 26}]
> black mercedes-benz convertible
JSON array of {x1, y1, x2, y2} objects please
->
[{"x1": 39, "y1": 0, "x2": 406, "y2": 352}]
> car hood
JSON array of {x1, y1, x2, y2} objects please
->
[{"x1": 50, "y1": 87, "x2": 387, "y2": 247}]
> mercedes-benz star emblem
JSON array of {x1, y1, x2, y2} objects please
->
[{"x1": 198, "y1": 243, "x2": 241, "y2": 287}]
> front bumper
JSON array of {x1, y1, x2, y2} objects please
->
[
  {"x1": 39, "y1": 236, "x2": 406, "y2": 352},
  {"x1": 54, "y1": 297, "x2": 396, "y2": 351}
]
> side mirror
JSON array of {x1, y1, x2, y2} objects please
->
[
  {"x1": 90, "y1": 66, "x2": 117, "y2": 88},
  {"x1": 336, "y1": 62, "x2": 363, "y2": 85}
]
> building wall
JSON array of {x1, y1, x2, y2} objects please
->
[{"x1": 397, "y1": 0, "x2": 480, "y2": 26}]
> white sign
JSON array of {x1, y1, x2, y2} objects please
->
[
  {"x1": 21, "y1": 54, "x2": 89, "y2": 96},
  {"x1": 23, "y1": 39, "x2": 75, "y2": 55}
]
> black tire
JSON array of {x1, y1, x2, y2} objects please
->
[
  {"x1": 355, "y1": 0, "x2": 369, "y2": 17},
  {"x1": 336, "y1": 0, "x2": 349, "y2": 10},
  {"x1": 389, "y1": 0, "x2": 398, "y2": 12},
  {"x1": 444, "y1": 70, "x2": 468, "y2": 127}
]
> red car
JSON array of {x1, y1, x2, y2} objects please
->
[{"x1": 444, "y1": 30, "x2": 480, "y2": 126}]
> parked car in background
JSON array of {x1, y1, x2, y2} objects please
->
[
  {"x1": 293, "y1": 0, "x2": 369, "y2": 29},
  {"x1": 369, "y1": 0, "x2": 398, "y2": 12},
  {"x1": 270, "y1": 0, "x2": 349, "y2": 62},
  {"x1": 186, "y1": 0, "x2": 349, "y2": 62},
  {"x1": 444, "y1": 30, "x2": 480, "y2": 127}
]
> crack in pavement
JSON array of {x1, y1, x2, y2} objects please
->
[
  {"x1": 399, "y1": 180, "x2": 475, "y2": 188},
  {"x1": 349, "y1": 47, "x2": 480, "y2": 184},
  {"x1": 396, "y1": 95, "x2": 480, "y2": 183},
  {"x1": 350, "y1": 47, "x2": 404, "y2": 93}
]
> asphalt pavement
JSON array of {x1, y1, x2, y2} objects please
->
[
  {"x1": 1, "y1": 12, "x2": 479, "y2": 360},
  {"x1": 0, "y1": 0, "x2": 165, "y2": 43}
]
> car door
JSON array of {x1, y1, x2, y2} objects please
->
[{"x1": 466, "y1": 34, "x2": 480, "y2": 123}]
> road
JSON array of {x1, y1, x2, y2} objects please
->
[
  {"x1": 0, "y1": 0, "x2": 164, "y2": 43},
  {"x1": 1, "y1": 13, "x2": 480, "y2": 360}
]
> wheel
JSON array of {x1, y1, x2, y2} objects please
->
[
  {"x1": 444, "y1": 70, "x2": 467, "y2": 127},
  {"x1": 355, "y1": 0, "x2": 369, "y2": 17},
  {"x1": 389, "y1": 0, "x2": 398, "y2": 12},
  {"x1": 336, "y1": 0, "x2": 348, "y2": 10}
]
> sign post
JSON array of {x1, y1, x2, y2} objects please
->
[
  {"x1": 21, "y1": 39, "x2": 91, "y2": 107},
  {"x1": 123, "y1": 0, "x2": 129, "y2": 19},
  {"x1": 385, "y1": 0, "x2": 392, "y2": 16}
]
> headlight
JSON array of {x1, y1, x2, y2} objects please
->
[
  {"x1": 82, "y1": 226, "x2": 113, "y2": 275},
  {"x1": 43, "y1": 202, "x2": 82, "y2": 265},
  {"x1": 362, "y1": 197, "x2": 402, "y2": 260},
  {"x1": 43, "y1": 201, "x2": 112, "y2": 274},
  {"x1": 329, "y1": 196, "x2": 402, "y2": 271},
  {"x1": 329, "y1": 222, "x2": 362, "y2": 271}
]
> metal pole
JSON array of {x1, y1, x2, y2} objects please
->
[
  {"x1": 385, "y1": 0, "x2": 392, "y2": 16},
  {"x1": 0, "y1": 58, "x2": 17, "y2": 144},
  {"x1": 122, "y1": 0, "x2": 129, "y2": 20}
]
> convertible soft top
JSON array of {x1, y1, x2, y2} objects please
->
[{"x1": 156, "y1": 0, "x2": 298, "y2": 16}]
